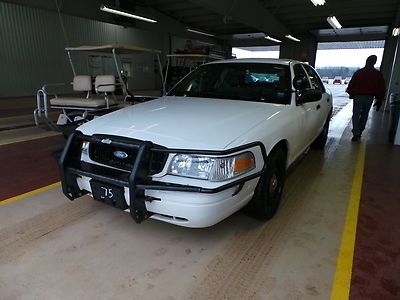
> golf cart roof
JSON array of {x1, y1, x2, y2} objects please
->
[
  {"x1": 166, "y1": 54, "x2": 223, "y2": 60},
  {"x1": 65, "y1": 44, "x2": 161, "y2": 54}
]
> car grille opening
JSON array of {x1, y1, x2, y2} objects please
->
[
  {"x1": 88, "y1": 142, "x2": 167, "y2": 175},
  {"x1": 156, "y1": 214, "x2": 188, "y2": 222}
]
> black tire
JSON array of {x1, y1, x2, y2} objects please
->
[
  {"x1": 311, "y1": 114, "x2": 331, "y2": 150},
  {"x1": 248, "y1": 147, "x2": 286, "y2": 220}
]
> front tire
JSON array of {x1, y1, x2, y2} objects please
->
[{"x1": 248, "y1": 147, "x2": 286, "y2": 220}]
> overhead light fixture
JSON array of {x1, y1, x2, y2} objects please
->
[
  {"x1": 393, "y1": 27, "x2": 400, "y2": 36},
  {"x1": 100, "y1": 5, "x2": 157, "y2": 23},
  {"x1": 327, "y1": 16, "x2": 342, "y2": 29},
  {"x1": 186, "y1": 28, "x2": 215, "y2": 37},
  {"x1": 285, "y1": 35, "x2": 301, "y2": 42},
  {"x1": 265, "y1": 35, "x2": 282, "y2": 43},
  {"x1": 310, "y1": 0, "x2": 326, "y2": 6}
]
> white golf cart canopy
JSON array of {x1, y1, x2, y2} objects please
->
[
  {"x1": 65, "y1": 44, "x2": 161, "y2": 54},
  {"x1": 65, "y1": 44, "x2": 164, "y2": 95}
]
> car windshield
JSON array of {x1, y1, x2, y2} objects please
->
[{"x1": 168, "y1": 62, "x2": 292, "y2": 104}]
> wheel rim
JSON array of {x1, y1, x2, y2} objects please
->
[
  {"x1": 268, "y1": 169, "x2": 282, "y2": 209},
  {"x1": 269, "y1": 173, "x2": 279, "y2": 194}
]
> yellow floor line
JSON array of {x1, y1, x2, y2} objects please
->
[
  {"x1": 0, "y1": 132, "x2": 61, "y2": 146},
  {"x1": 330, "y1": 143, "x2": 366, "y2": 300},
  {"x1": 0, "y1": 182, "x2": 61, "y2": 206}
]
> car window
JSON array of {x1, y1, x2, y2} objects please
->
[
  {"x1": 168, "y1": 63, "x2": 292, "y2": 104},
  {"x1": 302, "y1": 64, "x2": 325, "y2": 92},
  {"x1": 293, "y1": 64, "x2": 311, "y2": 90}
]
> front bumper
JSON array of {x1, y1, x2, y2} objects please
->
[{"x1": 59, "y1": 131, "x2": 267, "y2": 225}]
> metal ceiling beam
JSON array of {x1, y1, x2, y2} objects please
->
[
  {"x1": 180, "y1": 15, "x2": 222, "y2": 23},
  {"x1": 189, "y1": 0, "x2": 291, "y2": 37},
  {"x1": 196, "y1": 20, "x2": 243, "y2": 26},
  {"x1": 261, "y1": 0, "x2": 399, "y2": 9},
  {"x1": 284, "y1": 16, "x2": 394, "y2": 27},
  {"x1": 317, "y1": 33, "x2": 388, "y2": 42},
  {"x1": 173, "y1": 10, "x2": 215, "y2": 17},
  {"x1": 134, "y1": 6, "x2": 220, "y2": 44},
  {"x1": 290, "y1": 18, "x2": 395, "y2": 30},
  {"x1": 201, "y1": 24, "x2": 251, "y2": 31},
  {"x1": 231, "y1": 39, "x2": 282, "y2": 47},
  {"x1": 280, "y1": 11, "x2": 395, "y2": 22},
  {"x1": 154, "y1": 2, "x2": 199, "y2": 12}
]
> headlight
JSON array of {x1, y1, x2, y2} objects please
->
[{"x1": 168, "y1": 152, "x2": 255, "y2": 182}]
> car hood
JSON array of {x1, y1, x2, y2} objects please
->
[{"x1": 78, "y1": 96, "x2": 284, "y2": 150}]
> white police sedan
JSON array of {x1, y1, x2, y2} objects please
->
[{"x1": 59, "y1": 58, "x2": 332, "y2": 228}]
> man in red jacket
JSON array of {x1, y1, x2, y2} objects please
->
[{"x1": 346, "y1": 55, "x2": 386, "y2": 141}]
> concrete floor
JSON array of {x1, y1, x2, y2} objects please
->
[{"x1": 0, "y1": 101, "x2": 359, "y2": 299}]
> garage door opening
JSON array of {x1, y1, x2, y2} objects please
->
[
  {"x1": 315, "y1": 40, "x2": 385, "y2": 79},
  {"x1": 232, "y1": 46, "x2": 280, "y2": 59},
  {"x1": 315, "y1": 40, "x2": 385, "y2": 116}
]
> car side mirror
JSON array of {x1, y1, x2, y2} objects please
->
[
  {"x1": 292, "y1": 76, "x2": 308, "y2": 91},
  {"x1": 297, "y1": 89, "x2": 322, "y2": 104}
]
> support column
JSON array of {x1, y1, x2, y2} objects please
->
[
  {"x1": 279, "y1": 34, "x2": 318, "y2": 66},
  {"x1": 382, "y1": 35, "x2": 400, "y2": 113},
  {"x1": 381, "y1": 36, "x2": 398, "y2": 87},
  {"x1": 389, "y1": 36, "x2": 400, "y2": 145},
  {"x1": 387, "y1": 37, "x2": 400, "y2": 96}
]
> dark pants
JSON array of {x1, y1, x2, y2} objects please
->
[{"x1": 352, "y1": 95, "x2": 374, "y2": 136}]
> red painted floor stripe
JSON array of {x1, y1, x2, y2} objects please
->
[
  {"x1": 0, "y1": 135, "x2": 65, "y2": 201},
  {"x1": 350, "y1": 112, "x2": 400, "y2": 299}
]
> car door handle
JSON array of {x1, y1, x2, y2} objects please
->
[{"x1": 316, "y1": 104, "x2": 321, "y2": 110}]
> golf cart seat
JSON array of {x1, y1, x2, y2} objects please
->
[
  {"x1": 50, "y1": 97, "x2": 116, "y2": 108},
  {"x1": 50, "y1": 75, "x2": 117, "y2": 109}
]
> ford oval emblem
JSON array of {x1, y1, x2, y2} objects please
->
[{"x1": 114, "y1": 150, "x2": 128, "y2": 159}]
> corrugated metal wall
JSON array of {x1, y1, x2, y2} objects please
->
[{"x1": 0, "y1": 2, "x2": 167, "y2": 97}]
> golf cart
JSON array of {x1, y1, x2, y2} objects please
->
[{"x1": 34, "y1": 44, "x2": 164, "y2": 134}]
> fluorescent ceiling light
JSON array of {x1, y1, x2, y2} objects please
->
[
  {"x1": 186, "y1": 28, "x2": 215, "y2": 37},
  {"x1": 265, "y1": 35, "x2": 282, "y2": 43},
  {"x1": 393, "y1": 27, "x2": 400, "y2": 36},
  {"x1": 327, "y1": 16, "x2": 342, "y2": 29},
  {"x1": 285, "y1": 35, "x2": 301, "y2": 42},
  {"x1": 310, "y1": 0, "x2": 326, "y2": 6},
  {"x1": 100, "y1": 5, "x2": 157, "y2": 23}
]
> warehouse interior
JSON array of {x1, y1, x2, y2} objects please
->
[{"x1": 0, "y1": 0, "x2": 400, "y2": 299}]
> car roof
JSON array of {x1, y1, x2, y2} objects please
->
[{"x1": 206, "y1": 58, "x2": 304, "y2": 66}]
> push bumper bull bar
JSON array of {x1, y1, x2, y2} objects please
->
[{"x1": 59, "y1": 131, "x2": 267, "y2": 224}]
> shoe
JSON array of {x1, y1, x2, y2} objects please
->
[{"x1": 351, "y1": 135, "x2": 361, "y2": 142}]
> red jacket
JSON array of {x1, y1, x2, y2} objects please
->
[{"x1": 346, "y1": 66, "x2": 386, "y2": 101}]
